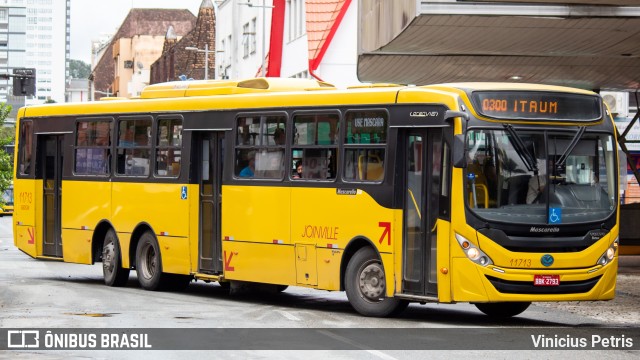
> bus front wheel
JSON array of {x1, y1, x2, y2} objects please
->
[
  {"x1": 474, "y1": 302, "x2": 531, "y2": 318},
  {"x1": 345, "y1": 247, "x2": 408, "y2": 317},
  {"x1": 102, "y1": 229, "x2": 130, "y2": 287},
  {"x1": 135, "y1": 231, "x2": 165, "y2": 291}
]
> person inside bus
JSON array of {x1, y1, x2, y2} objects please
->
[
  {"x1": 239, "y1": 151, "x2": 256, "y2": 177},
  {"x1": 292, "y1": 160, "x2": 302, "y2": 179},
  {"x1": 274, "y1": 128, "x2": 285, "y2": 145}
]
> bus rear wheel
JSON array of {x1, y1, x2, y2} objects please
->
[
  {"x1": 474, "y1": 302, "x2": 531, "y2": 318},
  {"x1": 135, "y1": 231, "x2": 165, "y2": 291},
  {"x1": 345, "y1": 247, "x2": 408, "y2": 317},
  {"x1": 102, "y1": 229, "x2": 129, "y2": 287}
]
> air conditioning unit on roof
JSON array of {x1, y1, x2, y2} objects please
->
[{"x1": 601, "y1": 91, "x2": 629, "y2": 118}]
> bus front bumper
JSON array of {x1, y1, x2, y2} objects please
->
[{"x1": 451, "y1": 256, "x2": 618, "y2": 302}]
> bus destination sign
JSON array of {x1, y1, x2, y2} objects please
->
[{"x1": 472, "y1": 91, "x2": 602, "y2": 122}]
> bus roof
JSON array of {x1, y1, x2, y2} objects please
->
[{"x1": 17, "y1": 78, "x2": 598, "y2": 119}]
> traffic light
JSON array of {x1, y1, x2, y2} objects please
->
[{"x1": 12, "y1": 68, "x2": 36, "y2": 96}]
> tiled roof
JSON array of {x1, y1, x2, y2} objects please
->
[
  {"x1": 306, "y1": 0, "x2": 352, "y2": 70},
  {"x1": 113, "y1": 8, "x2": 196, "y2": 39}
]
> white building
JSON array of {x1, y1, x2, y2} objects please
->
[
  {"x1": 215, "y1": 0, "x2": 360, "y2": 88},
  {"x1": 24, "y1": 0, "x2": 69, "y2": 104},
  {"x1": 0, "y1": 0, "x2": 26, "y2": 124}
]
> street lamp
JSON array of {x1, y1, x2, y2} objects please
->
[
  {"x1": 186, "y1": 44, "x2": 212, "y2": 80},
  {"x1": 239, "y1": 1, "x2": 274, "y2": 77}
]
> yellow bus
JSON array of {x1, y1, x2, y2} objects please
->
[
  {"x1": 0, "y1": 184, "x2": 13, "y2": 216},
  {"x1": 13, "y1": 78, "x2": 620, "y2": 318}
]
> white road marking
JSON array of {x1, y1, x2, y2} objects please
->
[
  {"x1": 275, "y1": 310, "x2": 301, "y2": 321},
  {"x1": 317, "y1": 329, "x2": 399, "y2": 360}
]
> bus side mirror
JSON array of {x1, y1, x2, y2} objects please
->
[{"x1": 453, "y1": 134, "x2": 466, "y2": 168}]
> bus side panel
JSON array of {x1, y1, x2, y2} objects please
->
[
  {"x1": 317, "y1": 248, "x2": 342, "y2": 290},
  {"x1": 157, "y1": 235, "x2": 190, "y2": 275},
  {"x1": 61, "y1": 229, "x2": 92, "y2": 264},
  {"x1": 15, "y1": 225, "x2": 37, "y2": 258},
  {"x1": 13, "y1": 180, "x2": 37, "y2": 245},
  {"x1": 222, "y1": 186, "x2": 291, "y2": 244},
  {"x1": 112, "y1": 183, "x2": 190, "y2": 236},
  {"x1": 290, "y1": 187, "x2": 396, "y2": 293},
  {"x1": 62, "y1": 181, "x2": 112, "y2": 264},
  {"x1": 221, "y1": 241, "x2": 296, "y2": 285},
  {"x1": 62, "y1": 181, "x2": 111, "y2": 230}
]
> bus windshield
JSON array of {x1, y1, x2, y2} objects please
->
[
  {"x1": 2, "y1": 187, "x2": 13, "y2": 206},
  {"x1": 465, "y1": 129, "x2": 616, "y2": 225}
]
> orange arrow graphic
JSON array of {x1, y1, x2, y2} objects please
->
[
  {"x1": 378, "y1": 222, "x2": 391, "y2": 245},
  {"x1": 224, "y1": 250, "x2": 235, "y2": 271},
  {"x1": 27, "y1": 228, "x2": 34, "y2": 244}
]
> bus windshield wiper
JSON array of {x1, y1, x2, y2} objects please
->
[
  {"x1": 555, "y1": 126, "x2": 586, "y2": 167},
  {"x1": 503, "y1": 124, "x2": 538, "y2": 174}
]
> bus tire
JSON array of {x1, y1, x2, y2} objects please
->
[
  {"x1": 102, "y1": 229, "x2": 130, "y2": 287},
  {"x1": 135, "y1": 231, "x2": 165, "y2": 291},
  {"x1": 344, "y1": 247, "x2": 408, "y2": 317},
  {"x1": 474, "y1": 302, "x2": 531, "y2": 318}
]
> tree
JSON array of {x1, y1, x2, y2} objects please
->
[
  {"x1": 69, "y1": 59, "x2": 91, "y2": 79},
  {"x1": 0, "y1": 102, "x2": 13, "y2": 204}
]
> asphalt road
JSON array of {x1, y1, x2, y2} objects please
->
[{"x1": 0, "y1": 216, "x2": 638, "y2": 359}]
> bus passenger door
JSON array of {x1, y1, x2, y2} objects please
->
[
  {"x1": 402, "y1": 128, "x2": 443, "y2": 296},
  {"x1": 40, "y1": 135, "x2": 64, "y2": 258},
  {"x1": 197, "y1": 132, "x2": 224, "y2": 274}
]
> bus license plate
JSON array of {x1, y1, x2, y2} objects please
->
[{"x1": 534, "y1": 275, "x2": 560, "y2": 286}]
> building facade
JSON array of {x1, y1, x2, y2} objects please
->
[
  {"x1": 214, "y1": 0, "x2": 360, "y2": 88},
  {"x1": 150, "y1": 0, "x2": 216, "y2": 84},
  {"x1": 25, "y1": 0, "x2": 69, "y2": 104},
  {"x1": 0, "y1": 0, "x2": 26, "y2": 121},
  {"x1": 90, "y1": 8, "x2": 196, "y2": 99}
]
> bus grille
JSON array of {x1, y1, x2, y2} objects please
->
[{"x1": 485, "y1": 275, "x2": 601, "y2": 295}]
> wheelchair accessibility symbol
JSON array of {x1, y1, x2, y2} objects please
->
[
  {"x1": 548, "y1": 207, "x2": 562, "y2": 224},
  {"x1": 181, "y1": 186, "x2": 188, "y2": 200}
]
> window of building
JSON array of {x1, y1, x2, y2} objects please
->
[
  {"x1": 291, "y1": 113, "x2": 339, "y2": 180},
  {"x1": 343, "y1": 110, "x2": 388, "y2": 182},
  {"x1": 287, "y1": 0, "x2": 306, "y2": 42},
  {"x1": 235, "y1": 115, "x2": 286, "y2": 179},
  {"x1": 156, "y1": 118, "x2": 182, "y2": 177},
  {"x1": 242, "y1": 22, "x2": 250, "y2": 59},
  {"x1": 74, "y1": 119, "x2": 111, "y2": 175},
  {"x1": 251, "y1": 18, "x2": 257, "y2": 54},
  {"x1": 116, "y1": 118, "x2": 152, "y2": 177}
]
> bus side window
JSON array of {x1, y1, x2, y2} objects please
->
[
  {"x1": 291, "y1": 112, "x2": 339, "y2": 180},
  {"x1": 343, "y1": 110, "x2": 387, "y2": 182},
  {"x1": 156, "y1": 118, "x2": 182, "y2": 177},
  {"x1": 18, "y1": 120, "x2": 33, "y2": 176}
]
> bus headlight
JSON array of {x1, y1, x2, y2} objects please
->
[
  {"x1": 597, "y1": 237, "x2": 619, "y2": 266},
  {"x1": 455, "y1": 233, "x2": 493, "y2": 267}
]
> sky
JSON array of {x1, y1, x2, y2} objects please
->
[{"x1": 70, "y1": 0, "x2": 205, "y2": 64}]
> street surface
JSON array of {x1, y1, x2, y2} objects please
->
[{"x1": 0, "y1": 216, "x2": 638, "y2": 359}]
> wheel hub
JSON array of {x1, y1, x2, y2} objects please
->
[
  {"x1": 358, "y1": 263, "x2": 385, "y2": 301},
  {"x1": 102, "y1": 242, "x2": 115, "y2": 273}
]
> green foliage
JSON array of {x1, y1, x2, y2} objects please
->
[
  {"x1": 69, "y1": 59, "x2": 91, "y2": 79},
  {"x1": 0, "y1": 102, "x2": 13, "y2": 203}
]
